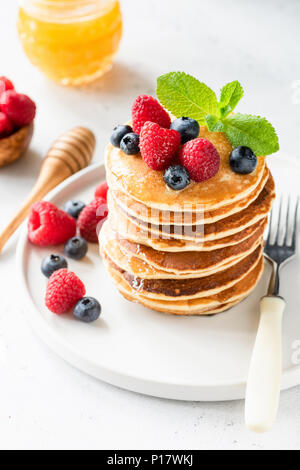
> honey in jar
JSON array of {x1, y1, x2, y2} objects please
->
[{"x1": 18, "y1": 0, "x2": 123, "y2": 85}]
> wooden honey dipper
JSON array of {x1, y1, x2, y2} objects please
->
[{"x1": 0, "y1": 126, "x2": 96, "y2": 254}]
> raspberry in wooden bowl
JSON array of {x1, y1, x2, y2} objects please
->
[{"x1": 0, "y1": 77, "x2": 36, "y2": 168}]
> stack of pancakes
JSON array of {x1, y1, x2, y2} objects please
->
[{"x1": 101, "y1": 127, "x2": 275, "y2": 315}]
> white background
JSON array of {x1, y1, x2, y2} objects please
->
[{"x1": 1, "y1": 0, "x2": 300, "y2": 450}]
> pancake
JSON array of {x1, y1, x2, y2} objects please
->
[
  {"x1": 105, "y1": 255, "x2": 264, "y2": 315},
  {"x1": 103, "y1": 243, "x2": 262, "y2": 300},
  {"x1": 123, "y1": 173, "x2": 274, "y2": 241},
  {"x1": 106, "y1": 126, "x2": 266, "y2": 211},
  {"x1": 107, "y1": 209, "x2": 267, "y2": 252},
  {"x1": 101, "y1": 219, "x2": 264, "y2": 278},
  {"x1": 107, "y1": 172, "x2": 274, "y2": 242},
  {"x1": 101, "y1": 224, "x2": 262, "y2": 280},
  {"x1": 120, "y1": 291, "x2": 243, "y2": 316},
  {"x1": 111, "y1": 167, "x2": 270, "y2": 226}
]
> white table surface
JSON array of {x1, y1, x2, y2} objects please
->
[{"x1": 1, "y1": 0, "x2": 300, "y2": 450}]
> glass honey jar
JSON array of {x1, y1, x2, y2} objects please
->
[{"x1": 18, "y1": 0, "x2": 123, "y2": 85}]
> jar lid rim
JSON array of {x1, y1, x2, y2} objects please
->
[{"x1": 19, "y1": 0, "x2": 117, "y2": 22}]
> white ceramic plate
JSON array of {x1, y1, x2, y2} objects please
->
[{"x1": 17, "y1": 156, "x2": 300, "y2": 401}]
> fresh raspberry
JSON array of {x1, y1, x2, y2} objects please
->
[
  {"x1": 0, "y1": 112, "x2": 13, "y2": 136},
  {"x1": 28, "y1": 201, "x2": 76, "y2": 246},
  {"x1": 179, "y1": 138, "x2": 220, "y2": 182},
  {"x1": 45, "y1": 269, "x2": 86, "y2": 314},
  {"x1": 0, "y1": 90, "x2": 36, "y2": 127},
  {"x1": 132, "y1": 95, "x2": 171, "y2": 134},
  {"x1": 140, "y1": 121, "x2": 181, "y2": 171},
  {"x1": 77, "y1": 197, "x2": 108, "y2": 243},
  {"x1": 94, "y1": 181, "x2": 108, "y2": 201},
  {"x1": 0, "y1": 77, "x2": 14, "y2": 96}
]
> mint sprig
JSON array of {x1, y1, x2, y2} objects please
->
[
  {"x1": 157, "y1": 72, "x2": 218, "y2": 125},
  {"x1": 156, "y1": 72, "x2": 279, "y2": 156}
]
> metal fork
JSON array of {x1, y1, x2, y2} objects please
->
[{"x1": 245, "y1": 196, "x2": 299, "y2": 433}]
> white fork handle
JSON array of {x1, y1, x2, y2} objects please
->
[{"x1": 245, "y1": 296, "x2": 285, "y2": 433}]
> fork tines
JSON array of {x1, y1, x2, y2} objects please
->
[{"x1": 266, "y1": 195, "x2": 299, "y2": 249}]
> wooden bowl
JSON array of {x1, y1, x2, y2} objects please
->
[{"x1": 0, "y1": 122, "x2": 34, "y2": 168}]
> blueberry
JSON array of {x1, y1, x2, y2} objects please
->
[
  {"x1": 163, "y1": 165, "x2": 190, "y2": 190},
  {"x1": 41, "y1": 254, "x2": 68, "y2": 278},
  {"x1": 120, "y1": 133, "x2": 140, "y2": 155},
  {"x1": 110, "y1": 125, "x2": 133, "y2": 148},
  {"x1": 63, "y1": 200, "x2": 85, "y2": 219},
  {"x1": 170, "y1": 117, "x2": 200, "y2": 144},
  {"x1": 229, "y1": 146, "x2": 257, "y2": 174},
  {"x1": 64, "y1": 236, "x2": 88, "y2": 260},
  {"x1": 74, "y1": 297, "x2": 101, "y2": 323}
]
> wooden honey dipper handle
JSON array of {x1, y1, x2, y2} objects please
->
[{"x1": 0, "y1": 126, "x2": 96, "y2": 254}]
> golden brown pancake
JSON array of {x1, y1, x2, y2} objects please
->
[
  {"x1": 120, "y1": 289, "x2": 251, "y2": 315},
  {"x1": 105, "y1": 127, "x2": 266, "y2": 211},
  {"x1": 105, "y1": 255, "x2": 264, "y2": 315},
  {"x1": 119, "y1": 291, "x2": 243, "y2": 316},
  {"x1": 103, "y1": 244, "x2": 262, "y2": 300},
  {"x1": 99, "y1": 218, "x2": 263, "y2": 279},
  {"x1": 108, "y1": 172, "x2": 274, "y2": 242},
  {"x1": 100, "y1": 222, "x2": 262, "y2": 279},
  {"x1": 110, "y1": 219, "x2": 265, "y2": 274},
  {"x1": 107, "y1": 210, "x2": 267, "y2": 252},
  {"x1": 111, "y1": 167, "x2": 269, "y2": 225}
]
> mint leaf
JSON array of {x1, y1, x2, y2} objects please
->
[
  {"x1": 218, "y1": 80, "x2": 243, "y2": 118},
  {"x1": 157, "y1": 72, "x2": 218, "y2": 125},
  {"x1": 219, "y1": 113, "x2": 279, "y2": 156}
]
